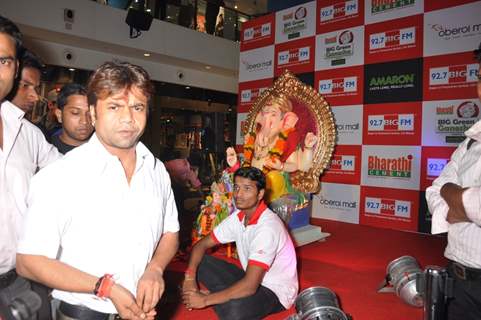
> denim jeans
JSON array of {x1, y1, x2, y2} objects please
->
[{"x1": 197, "y1": 255, "x2": 285, "y2": 320}]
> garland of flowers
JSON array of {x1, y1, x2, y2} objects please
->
[{"x1": 243, "y1": 128, "x2": 295, "y2": 174}]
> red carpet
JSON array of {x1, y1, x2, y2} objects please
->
[{"x1": 158, "y1": 219, "x2": 447, "y2": 320}]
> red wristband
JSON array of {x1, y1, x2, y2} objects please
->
[
  {"x1": 185, "y1": 268, "x2": 195, "y2": 277},
  {"x1": 94, "y1": 274, "x2": 114, "y2": 299}
]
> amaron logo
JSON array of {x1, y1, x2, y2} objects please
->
[
  {"x1": 369, "y1": 74, "x2": 415, "y2": 87},
  {"x1": 365, "y1": 197, "x2": 411, "y2": 218},
  {"x1": 320, "y1": 0, "x2": 358, "y2": 22},
  {"x1": 369, "y1": 27, "x2": 415, "y2": 51},
  {"x1": 320, "y1": 197, "x2": 357, "y2": 209},
  {"x1": 328, "y1": 155, "x2": 356, "y2": 171},
  {"x1": 278, "y1": 47, "x2": 310, "y2": 65},
  {"x1": 429, "y1": 64, "x2": 479, "y2": 86},
  {"x1": 244, "y1": 23, "x2": 271, "y2": 41},
  {"x1": 367, "y1": 155, "x2": 413, "y2": 178},
  {"x1": 427, "y1": 158, "x2": 448, "y2": 178},
  {"x1": 368, "y1": 114, "x2": 414, "y2": 132},
  {"x1": 371, "y1": 0, "x2": 415, "y2": 14},
  {"x1": 336, "y1": 122, "x2": 360, "y2": 132},
  {"x1": 430, "y1": 23, "x2": 481, "y2": 38},
  {"x1": 241, "y1": 87, "x2": 268, "y2": 103},
  {"x1": 241, "y1": 59, "x2": 272, "y2": 72},
  {"x1": 319, "y1": 77, "x2": 357, "y2": 94}
]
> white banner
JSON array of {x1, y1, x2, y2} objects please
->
[
  {"x1": 239, "y1": 46, "x2": 274, "y2": 82},
  {"x1": 361, "y1": 145, "x2": 421, "y2": 190},
  {"x1": 332, "y1": 105, "x2": 363, "y2": 145},
  {"x1": 312, "y1": 182, "x2": 360, "y2": 224},
  {"x1": 275, "y1": 1, "x2": 316, "y2": 44},
  {"x1": 422, "y1": 99, "x2": 480, "y2": 146},
  {"x1": 424, "y1": 1, "x2": 481, "y2": 57},
  {"x1": 315, "y1": 26, "x2": 364, "y2": 71}
]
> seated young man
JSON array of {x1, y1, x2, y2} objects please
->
[{"x1": 182, "y1": 166, "x2": 298, "y2": 320}]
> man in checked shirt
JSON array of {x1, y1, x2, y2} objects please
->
[{"x1": 426, "y1": 42, "x2": 481, "y2": 320}]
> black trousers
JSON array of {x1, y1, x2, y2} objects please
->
[
  {"x1": 446, "y1": 263, "x2": 481, "y2": 320},
  {"x1": 197, "y1": 255, "x2": 285, "y2": 320}
]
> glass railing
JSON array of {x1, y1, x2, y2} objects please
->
[{"x1": 94, "y1": 0, "x2": 251, "y2": 42}]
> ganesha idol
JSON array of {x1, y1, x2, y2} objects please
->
[{"x1": 231, "y1": 70, "x2": 336, "y2": 226}]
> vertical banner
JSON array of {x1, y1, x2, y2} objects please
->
[{"x1": 239, "y1": 0, "x2": 481, "y2": 234}]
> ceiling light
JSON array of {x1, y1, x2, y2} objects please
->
[
  {"x1": 234, "y1": 5, "x2": 238, "y2": 9},
  {"x1": 68, "y1": 68, "x2": 75, "y2": 71},
  {"x1": 144, "y1": 53, "x2": 151, "y2": 57},
  {"x1": 205, "y1": 65, "x2": 211, "y2": 70},
  {"x1": 146, "y1": 9, "x2": 151, "y2": 12},
  {"x1": 185, "y1": 86, "x2": 191, "y2": 89}
]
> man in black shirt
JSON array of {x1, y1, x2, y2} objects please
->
[{"x1": 51, "y1": 83, "x2": 94, "y2": 154}]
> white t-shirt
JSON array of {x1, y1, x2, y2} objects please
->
[
  {"x1": 17, "y1": 134, "x2": 179, "y2": 313},
  {"x1": 0, "y1": 101, "x2": 60, "y2": 274},
  {"x1": 212, "y1": 202, "x2": 298, "y2": 308}
]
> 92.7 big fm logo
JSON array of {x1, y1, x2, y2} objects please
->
[
  {"x1": 364, "y1": 197, "x2": 411, "y2": 218},
  {"x1": 429, "y1": 64, "x2": 479, "y2": 87},
  {"x1": 423, "y1": 52, "x2": 480, "y2": 101},
  {"x1": 360, "y1": 186, "x2": 420, "y2": 231},
  {"x1": 368, "y1": 114, "x2": 413, "y2": 132},
  {"x1": 363, "y1": 102, "x2": 421, "y2": 145}
]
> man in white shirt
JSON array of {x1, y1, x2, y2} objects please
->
[
  {"x1": 0, "y1": 15, "x2": 60, "y2": 319},
  {"x1": 182, "y1": 166, "x2": 298, "y2": 320},
  {"x1": 16, "y1": 61, "x2": 180, "y2": 320},
  {"x1": 426, "y1": 43, "x2": 481, "y2": 320}
]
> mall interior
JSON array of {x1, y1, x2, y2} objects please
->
[{"x1": 2, "y1": 0, "x2": 481, "y2": 319}]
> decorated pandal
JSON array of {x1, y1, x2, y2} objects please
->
[{"x1": 193, "y1": 70, "x2": 336, "y2": 247}]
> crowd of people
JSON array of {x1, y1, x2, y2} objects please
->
[{"x1": 1, "y1": 11, "x2": 481, "y2": 320}]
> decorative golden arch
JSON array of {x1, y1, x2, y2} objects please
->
[{"x1": 243, "y1": 70, "x2": 336, "y2": 193}]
